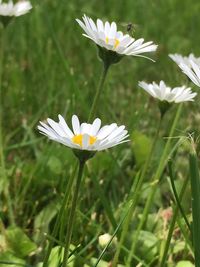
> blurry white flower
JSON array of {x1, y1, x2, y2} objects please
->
[
  {"x1": 98, "y1": 233, "x2": 117, "y2": 247},
  {"x1": 169, "y1": 53, "x2": 200, "y2": 66},
  {"x1": 169, "y1": 53, "x2": 200, "y2": 87},
  {"x1": 139, "y1": 81, "x2": 197, "y2": 103},
  {"x1": 76, "y1": 15, "x2": 157, "y2": 59},
  {"x1": 38, "y1": 115, "x2": 129, "y2": 151},
  {"x1": 0, "y1": 0, "x2": 32, "y2": 17}
]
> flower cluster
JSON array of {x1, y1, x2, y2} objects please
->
[
  {"x1": 1, "y1": 4, "x2": 199, "y2": 267},
  {"x1": 2, "y1": 7, "x2": 197, "y2": 267},
  {"x1": 37, "y1": 15, "x2": 197, "y2": 156},
  {"x1": 38, "y1": 15, "x2": 159, "y2": 155}
]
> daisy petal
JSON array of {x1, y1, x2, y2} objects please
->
[{"x1": 72, "y1": 115, "x2": 81, "y2": 135}]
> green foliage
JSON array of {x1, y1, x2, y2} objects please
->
[
  {"x1": 85, "y1": 258, "x2": 124, "y2": 267},
  {"x1": 47, "y1": 156, "x2": 63, "y2": 175},
  {"x1": 5, "y1": 226, "x2": 37, "y2": 258},
  {"x1": 34, "y1": 200, "x2": 59, "y2": 243},
  {"x1": 176, "y1": 261, "x2": 194, "y2": 267},
  {"x1": 0, "y1": 252, "x2": 26, "y2": 266},
  {"x1": 136, "y1": 230, "x2": 158, "y2": 262},
  {"x1": 48, "y1": 246, "x2": 64, "y2": 267},
  {"x1": 45, "y1": 245, "x2": 75, "y2": 267},
  {"x1": 189, "y1": 148, "x2": 200, "y2": 266},
  {"x1": 131, "y1": 130, "x2": 152, "y2": 167}
]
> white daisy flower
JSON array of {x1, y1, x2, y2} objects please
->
[
  {"x1": 169, "y1": 53, "x2": 200, "y2": 87},
  {"x1": 139, "y1": 80, "x2": 197, "y2": 103},
  {"x1": 0, "y1": 0, "x2": 32, "y2": 17},
  {"x1": 76, "y1": 14, "x2": 157, "y2": 59},
  {"x1": 38, "y1": 115, "x2": 129, "y2": 152},
  {"x1": 169, "y1": 53, "x2": 200, "y2": 67}
]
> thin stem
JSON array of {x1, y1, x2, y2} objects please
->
[
  {"x1": 113, "y1": 116, "x2": 162, "y2": 267},
  {"x1": 88, "y1": 62, "x2": 110, "y2": 122},
  {"x1": 189, "y1": 147, "x2": 200, "y2": 267},
  {"x1": 128, "y1": 104, "x2": 182, "y2": 261},
  {"x1": 168, "y1": 161, "x2": 191, "y2": 233},
  {"x1": 0, "y1": 27, "x2": 15, "y2": 226},
  {"x1": 90, "y1": 170, "x2": 117, "y2": 229},
  {"x1": 59, "y1": 165, "x2": 78, "y2": 241},
  {"x1": 94, "y1": 201, "x2": 133, "y2": 267},
  {"x1": 159, "y1": 175, "x2": 189, "y2": 266},
  {"x1": 62, "y1": 160, "x2": 85, "y2": 267},
  {"x1": 42, "y1": 164, "x2": 78, "y2": 267}
]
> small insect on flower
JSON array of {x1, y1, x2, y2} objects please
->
[
  {"x1": 0, "y1": 0, "x2": 32, "y2": 17},
  {"x1": 76, "y1": 14, "x2": 157, "y2": 60},
  {"x1": 127, "y1": 22, "x2": 135, "y2": 33},
  {"x1": 120, "y1": 21, "x2": 138, "y2": 37},
  {"x1": 169, "y1": 53, "x2": 200, "y2": 88},
  {"x1": 139, "y1": 80, "x2": 197, "y2": 103},
  {"x1": 38, "y1": 115, "x2": 129, "y2": 152}
]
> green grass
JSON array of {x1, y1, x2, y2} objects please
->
[{"x1": 1, "y1": 0, "x2": 200, "y2": 266}]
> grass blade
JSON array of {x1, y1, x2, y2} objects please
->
[{"x1": 189, "y1": 145, "x2": 200, "y2": 266}]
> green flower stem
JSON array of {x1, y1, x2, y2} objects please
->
[
  {"x1": 88, "y1": 62, "x2": 110, "y2": 122},
  {"x1": 59, "y1": 166, "x2": 79, "y2": 242},
  {"x1": 159, "y1": 175, "x2": 189, "y2": 267},
  {"x1": 130, "y1": 104, "x2": 182, "y2": 258},
  {"x1": 42, "y1": 164, "x2": 78, "y2": 267},
  {"x1": 62, "y1": 160, "x2": 85, "y2": 267},
  {"x1": 113, "y1": 116, "x2": 162, "y2": 267},
  {"x1": 0, "y1": 27, "x2": 15, "y2": 226},
  {"x1": 189, "y1": 146, "x2": 200, "y2": 267},
  {"x1": 168, "y1": 160, "x2": 191, "y2": 233}
]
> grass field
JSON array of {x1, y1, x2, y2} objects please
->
[{"x1": 1, "y1": 0, "x2": 200, "y2": 266}]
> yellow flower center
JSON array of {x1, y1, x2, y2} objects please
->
[
  {"x1": 105, "y1": 37, "x2": 120, "y2": 49},
  {"x1": 72, "y1": 134, "x2": 97, "y2": 147},
  {"x1": 114, "y1": 39, "x2": 120, "y2": 49}
]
